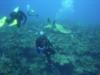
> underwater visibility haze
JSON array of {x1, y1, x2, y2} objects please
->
[{"x1": 0, "y1": 0, "x2": 100, "y2": 75}]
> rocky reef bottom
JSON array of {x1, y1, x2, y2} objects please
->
[{"x1": 0, "y1": 23, "x2": 100, "y2": 75}]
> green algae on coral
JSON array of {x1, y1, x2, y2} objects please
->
[{"x1": 52, "y1": 53, "x2": 73, "y2": 65}]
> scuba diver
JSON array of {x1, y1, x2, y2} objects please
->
[
  {"x1": 26, "y1": 4, "x2": 39, "y2": 17},
  {"x1": 35, "y1": 31, "x2": 60, "y2": 74},
  {"x1": 6, "y1": 7, "x2": 27, "y2": 27},
  {"x1": 35, "y1": 31, "x2": 55, "y2": 64}
]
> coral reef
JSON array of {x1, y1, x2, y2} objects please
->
[{"x1": 0, "y1": 22, "x2": 100, "y2": 75}]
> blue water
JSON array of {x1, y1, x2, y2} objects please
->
[{"x1": 0, "y1": 0, "x2": 100, "y2": 25}]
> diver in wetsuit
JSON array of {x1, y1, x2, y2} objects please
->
[
  {"x1": 35, "y1": 31, "x2": 55, "y2": 64},
  {"x1": 6, "y1": 7, "x2": 27, "y2": 27}
]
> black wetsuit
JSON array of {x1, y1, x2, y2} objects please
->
[
  {"x1": 36, "y1": 35, "x2": 55, "y2": 63},
  {"x1": 6, "y1": 10, "x2": 27, "y2": 27}
]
